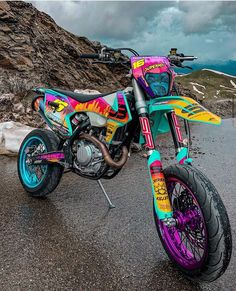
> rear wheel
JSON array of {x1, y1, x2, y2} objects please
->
[
  {"x1": 17, "y1": 129, "x2": 64, "y2": 197},
  {"x1": 154, "y1": 164, "x2": 232, "y2": 282}
]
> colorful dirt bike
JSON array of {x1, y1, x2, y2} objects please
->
[{"x1": 18, "y1": 47, "x2": 232, "y2": 282}]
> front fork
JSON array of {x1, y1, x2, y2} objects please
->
[
  {"x1": 132, "y1": 79, "x2": 192, "y2": 222},
  {"x1": 139, "y1": 113, "x2": 174, "y2": 221}
]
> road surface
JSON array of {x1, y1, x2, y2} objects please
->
[{"x1": 0, "y1": 119, "x2": 235, "y2": 291}]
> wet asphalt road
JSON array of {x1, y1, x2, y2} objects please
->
[{"x1": 0, "y1": 119, "x2": 236, "y2": 291}]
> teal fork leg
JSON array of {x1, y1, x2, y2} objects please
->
[
  {"x1": 176, "y1": 147, "x2": 192, "y2": 165},
  {"x1": 147, "y1": 150, "x2": 173, "y2": 220}
]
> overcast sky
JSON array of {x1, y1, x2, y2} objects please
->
[{"x1": 31, "y1": 1, "x2": 236, "y2": 63}]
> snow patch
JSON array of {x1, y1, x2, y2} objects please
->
[
  {"x1": 177, "y1": 73, "x2": 191, "y2": 77},
  {"x1": 192, "y1": 85, "x2": 204, "y2": 95},
  {"x1": 220, "y1": 85, "x2": 236, "y2": 92},
  {"x1": 230, "y1": 80, "x2": 236, "y2": 88},
  {"x1": 0, "y1": 122, "x2": 35, "y2": 153},
  {"x1": 202, "y1": 69, "x2": 236, "y2": 78},
  {"x1": 190, "y1": 82, "x2": 206, "y2": 89}
]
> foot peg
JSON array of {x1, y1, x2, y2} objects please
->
[{"x1": 97, "y1": 179, "x2": 115, "y2": 209}]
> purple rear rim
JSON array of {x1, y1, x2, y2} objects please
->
[{"x1": 157, "y1": 177, "x2": 208, "y2": 270}]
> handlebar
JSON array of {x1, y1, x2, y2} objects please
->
[
  {"x1": 78, "y1": 47, "x2": 197, "y2": 70},
  {"x1": 168, "y1": 49, "x2": 197, "y2": 69},
  {"x1": 78, "y1": 46, "x2": 139, "y2": 63},
  {"x1": 168, "y1": 55, "x2": 197, "y2": 62},
  {"x1": 79, "y1": 53, "x2": 100, "y2": 59}
]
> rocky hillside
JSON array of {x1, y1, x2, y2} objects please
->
[
  {"x1": 0, "y1": 1, "x2": 129, "y2": 94},
  {"x1": 0, "y1": 1, "x2": 130, "y2": 127},
  {"x1": 176, "y1": 69, "x2": 236, "y2": 118}
]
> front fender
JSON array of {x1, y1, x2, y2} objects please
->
[{"x1": 148, "y1": 96, "x2": 221, "y2": 125}]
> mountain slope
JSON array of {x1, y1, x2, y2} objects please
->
[
  {"x1": 177, "y1": 69, "x2": 236, "y2": 101},
  {"x1": 176, "y1": 69, "x2": 236, "y2": 118}
]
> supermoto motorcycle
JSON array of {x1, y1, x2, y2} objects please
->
[{"x1": 17, "y1": 47, "x2": 232, "y2": 282}]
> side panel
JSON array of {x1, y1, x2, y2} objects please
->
[
  {"x1": 44, "y1": 93, "x2": 75, "y2": 135},
  {"x1": 34, "y1": 89, "x2": 132, "y2": 140}
]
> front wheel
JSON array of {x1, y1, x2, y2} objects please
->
[{"x1": 154, "y1": 164, "x2": 232, "y2": 282}]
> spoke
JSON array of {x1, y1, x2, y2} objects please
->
[{"x1": 165, "y1": 179, "x2": 207, "y2": 266}]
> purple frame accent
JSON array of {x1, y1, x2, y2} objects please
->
[{"x1": 35, "y1": 152, "x2": 65, "y2": 162}]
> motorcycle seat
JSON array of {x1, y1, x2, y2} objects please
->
[{"x1": 51, "y1": 88, "x2": 115, "y2": 103}]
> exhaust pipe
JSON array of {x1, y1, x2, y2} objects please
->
[{"x1": 78, "y1": 133, "x2": 128, "y2": 169}]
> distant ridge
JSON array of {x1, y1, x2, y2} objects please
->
[
  {"x1": 201, "y1": 69, "x2": 236, "y2": 79},
  {"x1": 176, "y1": 61, "x2": 236, "y2": 77}
]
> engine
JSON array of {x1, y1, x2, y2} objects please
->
[{"x1": 73, "y1": 139, "x2": 105, "y2": 175}]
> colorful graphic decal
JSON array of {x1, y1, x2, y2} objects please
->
[
  {"x1": 150, "y1": 96, "x2": 221, "y2": 125},
  {"x1": 168, "y1": 97, "x2": 221, "y2": 125},
  {"x1": 150, "y1": 160, "x2": 172, "y2": 213},
  {"x1": 53, "y1": 99, "x2": 69, "y2": 112},
  {"x1": 172, "y1": 112, "x2": 183, "y2": 143},
  {"x1": 33, "y1": 97, "x2": 44, "y2": 112},
  {"x1": 105, "y1": 121, "x2": 119, "y2": 143},
  {"x1": 74, "y1": 97, "x2": 110, "y2": 117},
  {"x1": 35, "y1": 152, "x2": 65, "y2": 163},
  {"x1": 108, "y1": 93, "x2": 130, "y2": 123},
  {"x1": 44, "y1": 93, "x2": 74, "y2": 132},
  {"x1": 176, "y1": 147, "x2": 192, "y2": 165},
  {"x1": 139, "y1": 116, "x2": 155, "y2": 149},
  {"x1": 41, "y1": 90, "x2": 131, "y2": 139},
  {"x1": 131, "y1": 56, "x2": 175, "y2": 98}
]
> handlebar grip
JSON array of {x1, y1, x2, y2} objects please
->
[
  {"x1": 179, "y1": 56, "x2": 198, "y2": 61},
  {"x1": 79, "y1": 54, "x2": 100, "y2": 59}
]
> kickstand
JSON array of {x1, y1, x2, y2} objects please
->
[{"x1": 97, "y1": 179, "x2": 115, "y2": 209}]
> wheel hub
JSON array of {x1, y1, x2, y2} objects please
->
[{"x1": 174, "y1": 209, "x2": 200, "y2": 231}]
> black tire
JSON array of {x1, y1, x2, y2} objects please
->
[
  {"x1": 154, "y1": 164, "x2": 232, "y2": 282},
  {"x1": 17, "y1": 129, "x2": 64, "y2": 197}
]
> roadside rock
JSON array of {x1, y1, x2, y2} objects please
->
[{"x1": 0, "y1": 121, "x2": 34, "y2": 154}]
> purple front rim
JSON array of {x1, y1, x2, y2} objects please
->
[{"x1": 158, "y1": 177, "x2": 208, "y2": 270}]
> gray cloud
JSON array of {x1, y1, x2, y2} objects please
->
[
  {"x1": 179, "y1": 1, "x2": 236, "y2": 34},
  {"x1": 30, "y1": 1, "x2": 236, "y2": 62},
  {"x1": 32, "y1": 1, "x2": 175, "y2": 39}
]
